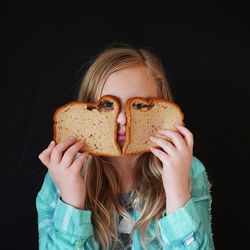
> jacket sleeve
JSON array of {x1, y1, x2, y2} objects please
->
[
  {"x1": 158, "y1": 157, "x2": 215, "y2": 249},
  {"x1": 36, "y1": 171, "x2": 98, "y2": 250}
]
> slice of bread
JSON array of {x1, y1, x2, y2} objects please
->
[
  {"x1": 123, "y1": 97, "x2": 184, "y2": 155},
  {"x1": 53, "y1": 96, "x2": 184, "y2": 157},
  {"x1": 53, "y1": 95, "x2": 122, "y2": 156}
]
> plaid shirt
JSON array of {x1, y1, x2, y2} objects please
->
[{"x1": 36, "y1": 156, "x2": 215, "y2": 249}]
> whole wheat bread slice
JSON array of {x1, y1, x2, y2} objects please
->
[
  {"x1": 53, "y1": 95, "x2": 122, "y2": 156},
  {"x1": 123, "y1": 97, "x2": 184, "y2": 155}
]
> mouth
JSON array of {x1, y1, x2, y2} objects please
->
[{"x1": 117, "y1": 131, "x2": 126, "y2": 141}]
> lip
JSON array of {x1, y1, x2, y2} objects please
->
[
  {"x1": 118, "y1": 131, "x2": 126, "y2": 136},
  {"x1": 118, "y1": 131, "x2": 126, "y2": 141}
]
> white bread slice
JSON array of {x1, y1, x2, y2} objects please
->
[
  {"x1": 123, "y1": 97, "x2": 184, "y2": 155},
  {"x1": 53, "y1": 95, "x2": 122, "y2": 156}
]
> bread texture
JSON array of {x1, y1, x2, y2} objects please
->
[
  {"x1": 123, "y1": 97, "x2": 184, "y2": 155},
  {"x1": 53, "y1": 96, "x2": 184, "y2": 157},
  {"x1": 53, "y1": 95, "x2": 122, "y2": 156}
]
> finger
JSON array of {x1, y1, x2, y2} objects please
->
[
  {"x1": 150, "y1": 136, "x2": 175, "y2": 155},
  {"x1": 175, "y1": 124, "x2": 194, "y2": 148},
  {"x1": 50, "y1": 137, "x2": 76, "y2": 164},
  {"x1": 150, "y1": 147, "x2": 169, "y2": 163},
  {"x1": 158, "y1": 129, "x2": 185, "y2": 149},
  {"x1": 61, "y1": 141, "x2": 85, "y2": 167},
  {"x1": 38, "y1": 141, "x2": 55, "y2": 167},
  {"x1": 70, "y1": 152, "x2": 89, "y2": 174}
]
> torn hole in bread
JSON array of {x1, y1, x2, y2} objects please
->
[
  {"x1": 98, "y1": 100, "x2": 114, "y2": 111},
  {"x1": 87, "y1": 105, "x2": 96, "y2": 111},
  {"x1": 87, "y1": 100, "x2": 114, "y2": 111},
  {"x1": 132, "y1": 102, "x2": 155, "y2": 110}
]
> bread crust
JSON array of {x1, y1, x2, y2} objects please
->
[
  {"x1": 53, "y1": 95, "x2": 122, "y2": 157},
  {"x1": 123, "y1": 97, "x2": 184, "y2": 155},
  {"x1": 53, "y1": 96, "x2": 184, "y2": 157}
]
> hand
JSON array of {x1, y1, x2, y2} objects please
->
[
  {"x1": 38, "y1": 138, "x2": 89, "y2": 210},
  {"x1": 150, "y1": 125, "x2": 193, "y2": 215}
]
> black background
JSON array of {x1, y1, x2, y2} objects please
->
[{"x1": 1, "y1": 4, "x2": 249, "y2": 249}]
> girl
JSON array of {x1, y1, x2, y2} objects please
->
[{"x1": 36, "y1": 45, "x2": 214, "y2": 249}]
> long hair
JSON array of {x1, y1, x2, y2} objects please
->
[{"x1": 78, "y1": 44, "x2": 174, "y2": 249}]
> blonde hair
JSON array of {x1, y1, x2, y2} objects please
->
[{"x1": 78, "y1": 44, "x2": 173, "y2": 249}]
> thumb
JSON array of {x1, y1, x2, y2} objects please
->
[{"x1": 38, "y1": 141, "x2": 55, "y2": 167}]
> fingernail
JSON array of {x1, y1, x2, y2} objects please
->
[{"x1": 47, "y1": 141, "x2": 55, "y2": 150}]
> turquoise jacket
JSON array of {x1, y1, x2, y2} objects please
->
[{"x1": 36, "y1": 156, "x2": 215, "y2": 249}]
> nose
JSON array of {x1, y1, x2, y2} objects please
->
[{"x1": 117, "y1": 110, "x2": 126, "y2": 127}]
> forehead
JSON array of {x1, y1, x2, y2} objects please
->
[{"x1": 101, "y1": 65, "x2": 159, "y2": 100}]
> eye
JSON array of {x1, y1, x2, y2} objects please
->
[
  {"x1": 133, "y1": 103, "x2": 142, "y2": 109},
  {"x1": 102, "y1": 101, "x2": 114, "y2": 109},
  {"x1": 132, "y1": 102, "x2": 155, "y2": 110}
]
